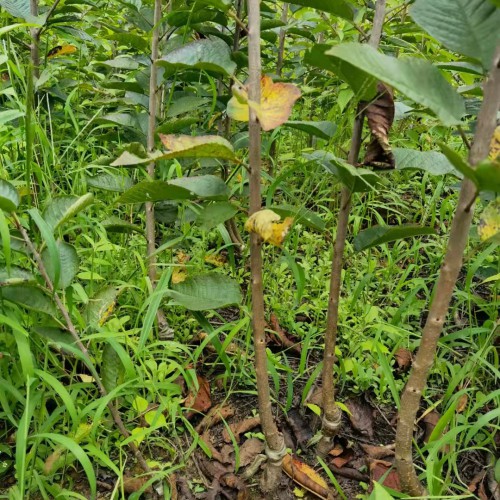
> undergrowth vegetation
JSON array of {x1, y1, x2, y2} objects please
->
[{"x1": 0, "y1": 0, "x2": 499, "y2": 499}]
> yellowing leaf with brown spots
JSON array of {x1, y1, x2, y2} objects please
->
[
  {"x1": 478, "y1": 198, "x2": 500, "y2": 243},
  {"x1": 227, "y1": 75, "x2": 301, "y2": 131},
  {"x1": 47, "y1": 44, "x2": 78, "y2": 58},
  {"x1": 490, "y1": 125, "x2": 500, "y2": 162},
  {"x1": 244, "y1": 209, "x2": 293, "y2": 246},
  {"x1": 204, "y1": 253, "x2": 227, "y2": 267},
  {"x1": 282, "y1": 454, "x2": 330, "y2": 499}
]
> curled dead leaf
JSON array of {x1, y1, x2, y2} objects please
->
[
  {"x1": 184, "y1": 375, "x2": 212, "y2": 419},
  {"x1": 227, "y1": 75, "x2": 301, "y2": 131},
  {"x1": 363, "y1": 83, "x2": 395, "y2": 170},
  {"x1": 223, "y1": 415, "x2": 260, "y2": 443},
  {"x1": 239, "y1": 437, "x2": 264, "y2": 467},
  {"x1": 369, "y1": 459, "x2": 401, "y2": 492},
  {"x1": 244, "y1": 209, "x2": 293, "y2": 246},
  {"x1": 282, "y1": 454, "x2": 332, "y2": 500},
  {"x1": 345, "y1": 398, "x2": 375, "y2": 439},
  {"x1": 360, "y1": 443, "x2": 395, "y2": 460},
  {"x1": 394, "y1": 347, "x2": 412, "y2": 370},
  {"x1": 195, "y1": 403, "x2": 236, "y2": 433}
]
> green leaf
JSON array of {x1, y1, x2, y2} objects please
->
[
  {"x1": 0, "y1": 179, "x2": 19, "y2": 212},
  {"x1": 354, "y1": 224, "x2": 436, "y2": 252},
  {"x1": 438, "y1": 143, "x2": 477, "y2": 180},
  {"x1": 34, "y1": 326, "x2": 85, "y2": 360},
  {"x1": 475, "y1": 160, "x2": 500, "y2": 193},
  {"x1": 101, "y1": 216, "x2": 144, "y2": 235},
  {"x1": 166, "y1": 97, "x2": 210, "y2": 118},
  {"x1": 156, "y1": 117, "x2": 198, "y2": 135},
  {"x1": 368, "y1": 481, "x2": 395, "y2": 500},
  {"x1": 0, "y1": 110, "x2": 24, "y2": 127},
  {"x1": 411, "y1": 0, "x2": 500, "y2": 69},
  {"x1": 197, "y1": 201, "x2": 238, "y2": 230},
  {"x1": 289, "y1": 0, "x2": 354, "y2": 20},
  {"x1": 111, "y1": 135, "x2": 236, "y2": 166},
  {"x1": 307, "y1": 151, "x2": 380, "y2": 192},
  {"x1": 478, "y1": 198, "x2": 500, "y2": 243},
  {"x1": 394, "y1": 148, "x2": 457, "y2": 176},
  {"x1": 42, "y1": 241, "x2": 79, "y2": 289},
  {"x1": 101, "y1": 343, "x2": 124, "y2": 392},
  {"x1": 283, "y1": 120, "x2": 337, "y2": 140},
  {"x1": 43, "y1": 194, "x2": 94, "y2": 232},
  {"x1": 83, "y1": 286, "x2": 121, "y2": 328},
  {"x1": 117, "y1": 176, "x2": 229, "y2": 203},
  {"x1": 0, "y1": 0, "x2": 39, "y2": 23},
  {"x1": 306, "y1": 43, "x2": 465, "y2": 125},
  {"x1": 0, "y1": 266, "x2": 35, "y2": 286},
  {"x1": 270, "y1": 204, "x2": 326, "y2": 232},
  {"x1": 1, "y1": 285, "x2": 57, "y2": 316},
  {"x1": 157, "y1": 38, "x2": 236, "y2": 77},
  {"x1": 189, "y1": 0, "x2": 231, "y2": 11},
  {"x1": 167, "y1": 273, "x2": 241, "y2": 311},
  {"x1": 86, "y1": 172, "x2": 133, "y2": 192}
]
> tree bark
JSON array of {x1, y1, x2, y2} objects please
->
[
  {"x1": 317, "y1": 0, "x2": 387, "y2": 457},
  {"x1": 395, "y1": 45, "x2": 500, "y2": 496},
  {"x1": 247, "y1": 0, "x2": 286, "y2": 491}
]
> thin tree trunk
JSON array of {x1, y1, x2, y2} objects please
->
[
  {"x1": 276, "y1": 3, "x2": 288, "y2": 77},
  {"x1": 145, "y1": 0, "x2": 171, "y2": 335},
  {"x1": 247, "y1": 0, "x2": 286, "y2": 491},
  {"x1": 317, "y1": 0, "x2": 387, "y2": 458},
  {"x1": 395, "y1": 45, "x2": 500, "y2": 496}
]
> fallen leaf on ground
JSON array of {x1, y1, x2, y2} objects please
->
[
  {"x1": 468, "y1": 470, "x2": 487, "y2": 493},
  {"x1": 200, "y1": 430, "x2": 226, "y2": 464},
  {"x1": 282, "y1": 454, "x2": 332, "y2": 500},
  {"x1": 363, "y1": 83, "x2": 395, "y2": 170},
  {"x1": 305, "y1": 386, "x2": 323, "y2": 408},
  {"x1": 286, "y1": 408, "x2": 312, "y2": 446},
  {"x1": 369, "y1": 459, "x2": 401, "y2": 492},
  {"x1": 204, "y1": 253, "x2": 227, "y2": 267},
  {"x1": 331, "y1": 448, "x2": 355, "y2": 469},
  {"x1": 244, "y1": 209, "x2": 294, "y2": 246},
  {"x1": 345, "y1": 398, "x2": 375, "y2": 439},
  {"x1": 184, "y1": 375, "x2": 212, "y2": 418},
  {"x1": 360, "y1": 443, "x2": 395, "y2": 460},
  {"x1": 328, "y1": 443, "x2": 344, "y2": 457},
  {"x1": 223, "y1": 415, "x2": 261, "y2": 443},
  {"x1": 195, "y1": 404, "x2": 236, "y2": 433},
  {"x1": 269, "y1": 313, "x2": 302, "y2": 354},
  {"x1": 394, "y1": 348, "x2": 412, "y2": 370},
  {"x1": 123, "y1": 475, "x2": 152, "y2": 494},
  {"x1": 168, "y1": 474, "x2": 178, "y2": 500},
  {"x1": 227, "y1": 75, "x2": 301, "y2": 131},
  {"x1": 239, "y1": 437, "x2": 264, "y2": 467}
]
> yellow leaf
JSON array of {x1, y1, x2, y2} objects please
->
[
  {"x1": 78, "y1": 374, "x2": 95, "y2": 383},
  {"x1": 282, "y1": 454, "x2": 330, "y2": 499},
  {"x1": 131, "y1": 427, "x2": 145, "y2": 446},
  {"x1": 244, "y1": 209, "x2": 293, "y2": 246},
  {"x1": 490, "y1": 125, "x2": 500, "y2": 162},
  {"x1": 47, "y1": 44, "x2": 78, "y2": 58},
  {"x1": 204, "y1": 253, "x2": 227, "y2": 267},
  {"x1": 294, "y1": 487, "x2": 306, "y2": 498},
  {"x1": 478, "y1": 198, "x2": 500, "y2": 242},
  {"x1": 227, "y1": 75, "x2": 301, "y2": 131},
  {"x1": 172, "y1": 267, "x2": 188, "y2": 284}
]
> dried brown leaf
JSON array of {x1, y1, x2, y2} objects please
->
[
  {"x1": 269, "y1": 313, "x2": 302, "y2": 354},
  {"x1": 345, "y1": 398, "x2": 374, "y2": 439},
  {"x1": 331, "y1": 448, "x2": 355, "y2": 469},
  {"x1": 286, "y1": 408, "x2": 313, "y2": 446},
  {"x1": 394, "y1": 348, "x2": 412, "y2": 370},
  {"x1": 456, "y1": 394, "x2": 468, "y2": 414},
  {"x1": 422, "y1": 409, "x2": 440, "y2": 443},
  {"x1": 239, "y1": 438, "x2": 264, "y2": 467},
  {"x1": 360, "y1": 443, "x2": 395, "y2": 460},
  {"x1": 195, "y1": 404, "x2": 236, "y2": 433},
  {"x1": 282, "y1": 454, "x2": 332, "y2": 499},
  {"x1": 363, "y1": 83, "x2": 395, "y2": 170},
  {"x1": 369, "y1": 459, "x2": 401, "y2": 492},
  {"x1": 184, "y1": 375, "x2": 212, "y2": 419},
  {"x1": 223, "y1": 415, "x2": 261, "y2": 443},
  {"x1": 123, "y1": 475, "x2": 152, "y2": 494}
]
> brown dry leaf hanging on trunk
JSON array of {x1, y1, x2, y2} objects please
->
[{"x1": 363, "y1": 82, "x2": 395, "y2": 170}]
